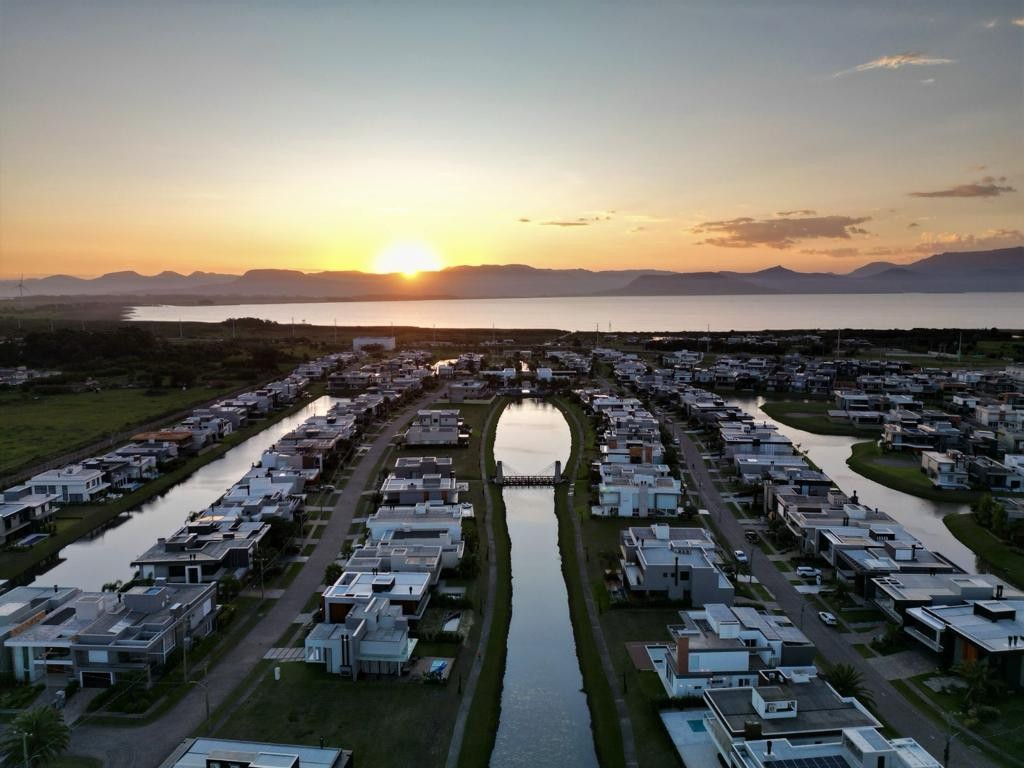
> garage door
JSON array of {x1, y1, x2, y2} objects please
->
[{"x1": 80, "y1": 671, "x2": 113, "y2": 688}]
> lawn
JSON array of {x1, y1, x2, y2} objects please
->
[
  {"x1": 214, "y1": 662, "x2": 461, "y2": 768},
  {"x1": 944, "y1": 512, "x2": 1024, "y2": 590},
  {"x1": 0, "y1": 386, "x2": 234, "y2": 476},
  {"x1": 847, "y1": 440, "x2": 979, "y2": 504},
  {"x1": 760, "y1": 398, "x2": 881, "y2": 437}
]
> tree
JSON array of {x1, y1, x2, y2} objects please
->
[
  {"x1": 831, "y1": 578, "x2": 851, "y2": 606},
  {"x1": 973, "y1": 494, "x2": 995, "y2": 528},
  {"x1": 324, "y1": 562, "x2": 343, "y2": 585},
  {"x1": 992, "y1": 500, "x2": 1008, "y2": 539},
  {"x1": 953, "y1": 658, "x2": 1004, "y2": 709},
  {"x1": 824, "y1": 664, "x2": 874, "y2": 709},
  {"x1": 0, "y1": 706, "x2": 71, "y2": 767}
]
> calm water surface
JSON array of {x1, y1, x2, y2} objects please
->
[
  {"x1": 490, "y1": 399, "x2": 597, "y2": 768},
  {"x1": 128, "y1": 292, "x2": 1024, "y2": 332},
  {"x1": 726, "y1": 395, "x2": 978, "y2": 572},
  {"x1": 29, "y1": 396, "x2": 337, "y2": 590}
]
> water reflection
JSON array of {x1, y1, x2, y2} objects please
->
[
  {"x1": 29, "y1": 396, "x2": 337, "y2": 590},
  {"x1": 725, "y1": 395, "x2": 978, "y2": 572},
  {"x1": 490, "y1": 400, "x2": 597, "y2": 768}
]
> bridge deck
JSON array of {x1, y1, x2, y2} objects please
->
[{"x1": 494, "y1": 475, "x2": 564, "y2": 486}]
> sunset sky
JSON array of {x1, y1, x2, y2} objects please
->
[{"x1": 1, "y1": 1, "x2": 1022, "y2": 278}]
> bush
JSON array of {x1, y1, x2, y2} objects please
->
[{"x1": 64, "y1": 679, "x2": 80, "y2": 699}]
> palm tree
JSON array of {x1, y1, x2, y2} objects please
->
[
  {"x1": 953, "y1": 658, "x2": 1004, "y2": 709},
  {"x1": 0, "y1": 705, "x2": 71, "y2": 767},
  {"x1": 824, "y1": 664, "x2": 875, "y2": 709}
]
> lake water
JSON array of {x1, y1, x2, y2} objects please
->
[
  {"x1": 725, "y1": 395, "x2": 978, "y2": 572},
  {"x1": 29, "y1": 395, "x2": 337, "y2": 590},
  {"x1": 128, "y1": 292, "x2": 1024, "y2": 332},
  {"x1": 490, "y1": 399, "x2": 597, "y2": 768}
]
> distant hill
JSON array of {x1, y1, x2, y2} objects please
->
[{"x1": 2, "y1": 247, "x2": 1021, "y2": 301}]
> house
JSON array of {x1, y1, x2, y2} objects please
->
[
  {"x1": 649, "y1": 603, "x2": 815, "y2": 699},
  {"x1": 969, "y1": 456, "x2": 1022, "y2": 491},
  {"x1": 0, "y1": 586, "x2": 78, "y2": 677},
  {"x1": 903, "y1": 599, "x2": 1024, "y2": 688},
  {"x1": 448, "y1": 380, "x2": 490, "y2": 403},
  {"x1": 157, "y1": 738, "x2": 352, "y2": 768},
  {"x1": 730, "y1": 727, "x2": 940, "y2": 768},
  {"x1": 132, "y1": 517, "x2": 270, "y2": 584},
  {"x1": 344, "y1": 542, "x2": 444, "y2": 585},
  {"x1": 321, "y1": 569, "x2": 431, "y2": 622},
  {"x1": 619, "y1": 524, "x2": 734, "y2": 605},
  {"x1": 305, "y1": 595, "x2": 417, "y2": 680},
  {"x1": 29, "y1": 464, "x2": 109, "y2": 503},
  {"x1": 380, "y1": 473, "x2": 468, "y2": 506},
  {"x1": 720, "y1": 425, "x2": 794, "y2": 459},
  {"x1": 4, "y1": 581, "x2": 217, "y2": 686},
  {"x1": 703, "y1": 676, "x2": 879, "y2": 762},
  {"x1": 920, "y1": 451, "x2": 969, "y2": 490},
  {"x1": 0, "y1": 485, "x2": 59, "y2": 546},
  {"x1": 366, "y1": 502, "x2": 468, "y2": 545},
  {"x1": 593, "y1": 472, "x2": 684, "y2": 518},
  {"x1": 392, "y1": 456, "x2": 455, "y2": 479},
  {"x1": 404, "y1": 409, "x2": 466, "y2": 447},
  {"x1": 872, "y1": 573, "x2": 1020, "y2": 624}
]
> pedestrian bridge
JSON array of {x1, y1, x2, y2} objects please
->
[{"x1": 493, "y1": 460, "x2": 565, "y2": 486}]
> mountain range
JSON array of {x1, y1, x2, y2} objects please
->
[{"x1": 2, "y1": 247, "x2": 1021, "y2": 302}]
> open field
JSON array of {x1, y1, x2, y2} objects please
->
[
  {"x1": 847, "y1": 440, "x2": 979, "y2": 503},
  {"x1": 0, "y1": 386, "x2": 235, "y2": 476},
  {"x1": 944, "y1": 512, "x2": 1024, "y2": 590},
  {"x1": 759, "y1": 398, "x2": 882, "y2": 437}
]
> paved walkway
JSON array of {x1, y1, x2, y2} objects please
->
[
  {"x1": 67, "y1": 393, "x2": 437, "y2": 768},
  {"x1": 562, "y1": 405, "x2": 639, "y2": 768},
  {"x1": 669, "y1": 420, "x2": 998, "y2": 768}
]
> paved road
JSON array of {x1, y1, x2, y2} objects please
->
[
  {"x1": 663, "y1": 414, "x2": 998, "y2": 768},
  {"x1": 67, "y1": 392, "x2": 437, "y2": 768}
]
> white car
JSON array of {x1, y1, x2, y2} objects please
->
[
  {"x1": 795, "y1": 566, "x2": 822, "y2": 579},
  {"x1": 818, "y1": 611, "x2": 838, "y2": 627},
  {"x1": 733, "y1": 550, "x2": 748, "y2": 564}
]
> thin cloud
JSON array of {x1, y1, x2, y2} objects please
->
[
  {"x1": 692, "y1": 213, "x2": 872, "y2": 249},
  {"x1": 539, "y1": 220, "x2": 591, "y2": 227},
  {"x1": 920, "y1": 78, "x2": 935, "y2": 85},
  {"x1": 982, "y1": 19, "x2": 998, "y2": 29},
  {"x1": 777, "y1": 209, "x2": 816, "y2": 216},
  {"x1": 834, "y1": 51, "x2": 954, "y2": 77},
  {"x1": 800, "y1": 247, "x2": 861, "y2": 258},
  {"x1": 914, "y1": 228, "x2": 1024, "y2": 253},
  {"x1": 908, "y1": 222, "x2": 919, "y2": 228},
  {"x1": 1014, "y1": 18, "x2": 1024, "y2": 27},
  {"x1": 909, "y1": 176, "x2": 1016, "y2": 198}
]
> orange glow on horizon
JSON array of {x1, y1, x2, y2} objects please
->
[{"x1": 370, "y1": 240, "x2": 444, "y2": 278}]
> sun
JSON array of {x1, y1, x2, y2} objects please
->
[{"x1": 372, "y1": 240, "x2": 443, "y2": 278}]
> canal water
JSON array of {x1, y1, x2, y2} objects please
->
[
  {"x1": 29, "y1": 395, "x2": 338, "y2": 591},
  {"x1": 725, "y1": 395, "x2": 978, "y2": 572},
  {"x1": 489, "y1": 399, "x2": 598, "y2": 768}
]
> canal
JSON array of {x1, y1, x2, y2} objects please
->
[
  {"x1": 725, "y1": 395, "x2": 978, "y2": 572},
  {"x1": 29, "y1": 395, "x2": 338, "y2": 591},
  {"x1": 489, "y1": 399, "x2": 598, "y2": 768}
]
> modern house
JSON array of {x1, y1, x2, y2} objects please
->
[
  {"x1": 649, "y1": 603, "x2": 815, "y2": 699},
  {"x1": 379, "y1": 473, "x2": 468, "y2": 506},
  {"x1": 703, "y1": 676, "x2": 879, "y2": 763},
  {"x1": 920, "y1": 451, "x2": 969, "y2": 490},
  {"x1": 403, "y1": 409, "x2": 466, "y2": 447},
  {"x1": 366, "y1": 502, "x2": 469, "y2": 544},
  {"x1": 132, "y1": 517, "x2": 270, "y2": 584},
  {"x1": 4, "y1": 581, "x2": 217, "y2": 687},
  {"x1": 593, "y1": 473, "x2": 684, "y2": 518},
  {"x1": 29, "y1": 464, "x2": 109, "y2": 503},
  {"x1": 730, "y1": 727, "x2": 940, "y2": 768},
  {"x1": 0, "y1": 586, "x2": 78, "y2": 676},
  {"x1": 619, "y1": 524, "x2": 734, "y2": 605},
  {"x1": 321, "y1": 569, "x2": 431, "y2": 622},
  {"x1": 872, "y1": 573, "x2": 1020, "y2": 623},
  {"x1": 0, "y1": 485, "x2": 59, "y2": 546},
  {"x1": 157, "y1": 738, "x2": 353, "y2": 768},
  {"x1": 903, "y1": 599, "x2": 1024, "y2": 688},
  {"x1": 344, "y1": 543, "x2": 444, "y2": 585},
  {"x1": 392, "y1": 456, "x2": 455, "y2": 479},
  {"x1": 305, "y1": 595, "x2": 417, "y2": 680}
]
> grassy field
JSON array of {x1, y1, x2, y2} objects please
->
[
  {"x1": 0, "y1": 386, "x2": 236, "y2": 476},
  {"x1": 552, "y1": 398, "x2": 625, "y2": 768},
  {"x1": 0, "y1": 385, "x2": 325, "y2": 581},
  {"x1": 846, "y1": 440, "x2": 979, "y2": 503},
  {"x1": 760, "y1": 398, "x2": 882, "y2": 437},
  {"x1": 945, "y1": 512, "x2": 1024, "y2": 590}
]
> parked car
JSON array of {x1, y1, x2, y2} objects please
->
[
  {"x1": 818, "y1": 611, "x2": 838, "y2": 627},
  {"x1": 733, "y1": 550, "x2": 748, "y2": 564},
  {"x1": 744, "y1": 530, "x2": 760, "y2": 543},
  {"x1": 795, "y1": 566, "x2": 822, "y2": 579}
]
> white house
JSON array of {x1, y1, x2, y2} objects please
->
[
  {"x1": 920, "y1": 451, "x2": 969, "y2": 490},
  {"x1": 29, "y1": 465, "x2": 109, "y2": 503},
  {"x1": 305, "y1": 595, "x2": 416, "y2": 679}
]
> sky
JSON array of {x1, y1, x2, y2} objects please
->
[{"x1": 1, "y1": 1, "x2": 1022, "y2": 278}]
